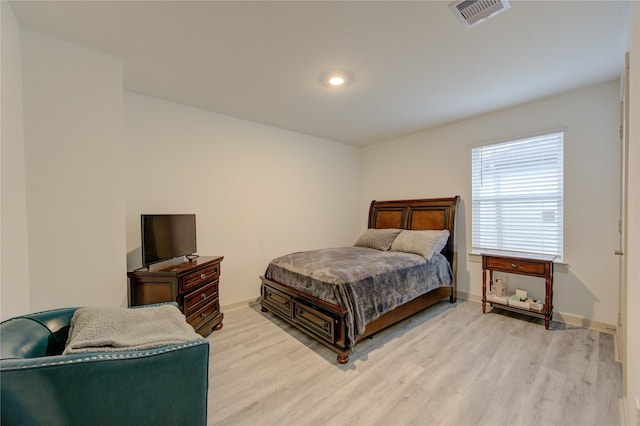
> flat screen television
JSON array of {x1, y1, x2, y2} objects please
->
[{"x1": 141, "y1": 214, "x2": 197, "y2": 268}]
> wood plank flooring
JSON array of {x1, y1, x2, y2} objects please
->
[{"x1": 207, "y1": 300, "x2": 621, "y2": 426}]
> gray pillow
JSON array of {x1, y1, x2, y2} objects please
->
[
  {"x1": 354, "y1": 228, "x2": 402, "y2": 251},
  {"x1": 390, "y1": 229, "x2": 450, "y2": 260}
]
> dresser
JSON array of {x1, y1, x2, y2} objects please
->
[
  {"x1": 128, "y1": 256, "x2": 224, "y2": 337},
  {"x1": 481, "y1": 253, "x2": 554, "y2": 329}
]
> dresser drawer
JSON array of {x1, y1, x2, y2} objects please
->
[
  {"x1": 180, "y1": 262, "x2": 220, "y2": 294},
  {"x1": 262, "y1": 284, "x2": 293, "y2": 318},
  {"x1": 485, "y1": 256, "x2": 548, "y2": 276},
  {"x1": 183, "y1": 280, "x2": 219, "y2": 317},
  {"x1": 293, "y1": 300, "x2": 335, "y2": 344},
  {"x1": 187, "y1": 298, "x2": 220, "y2": 331}
]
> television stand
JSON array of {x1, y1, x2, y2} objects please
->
[{"x1": 128, "y1": 256, "x2": 224, "y2": 337}]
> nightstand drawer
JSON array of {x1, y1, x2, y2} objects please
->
[
  {"x1": 181, "y1": 262, "x2": 220, "y2": 294},
  {"x1": 183, "y1": 280, "x2": 219, "y2": 317},
  {"x1": 485, "y1": 257, "x2": 548, "y2": 276}
]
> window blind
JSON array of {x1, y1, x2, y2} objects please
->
[{"x1": 471, "y1": 131, "x2": 564, "y2": 260}]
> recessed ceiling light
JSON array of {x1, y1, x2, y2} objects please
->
[
  {"x1": 329, "y1": 76, "x2": 345, "y2": 86},
  {"x1": 321, "y1": 71, "x2": 352, "y2": 88}
]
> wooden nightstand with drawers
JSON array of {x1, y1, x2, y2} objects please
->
[
  {"x1": 128, "y1": 256, "x2": 224, "y2": 337},
  {"x1": 481, "y1": 253, "x2": 555, "y2": 329}
]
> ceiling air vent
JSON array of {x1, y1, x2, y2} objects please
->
[{"x1": 449, "y1": 0, "x2": 511, "y2": 28}]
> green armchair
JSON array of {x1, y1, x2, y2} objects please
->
[{"x1": 0, "y1": 305, "x2": 210, "y2": 426}]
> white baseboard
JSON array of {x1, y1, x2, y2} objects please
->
[
  {"x1": 458, "y1": 291, "x2": 482, "y2": 303},
  {"x1": 613, "y1": 328, "x2": 622, "y2": 363},
  {"x1": 222, "y1": 297, "x2": 261, "y2": 312},
  {"x1": 457, "y1": 292, "x2": 617, "y2": 334},
  {"x1": 620, "y1": 397, "x2": 629, "y2": 426},
  {"x1": 619, "y1": 395, "x2": 640, "y2": 426},
  {"x1": 553, "y1": 311, "x2": 617, "y2": 335}
]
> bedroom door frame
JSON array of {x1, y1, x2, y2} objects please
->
[{"x1": 616, "y1": 52, "x2": 630, "y2": 394}]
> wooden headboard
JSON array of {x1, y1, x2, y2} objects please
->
[{"x1": 368, "y1": 196, "x2": 460, "y2": 282}]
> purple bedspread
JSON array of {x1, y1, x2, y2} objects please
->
[{"x1": 264, "y1": 247, "x2": 452, "y2": 346}]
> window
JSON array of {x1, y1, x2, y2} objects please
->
[{"x1": 471, "y1": 131, "x2": 564, "y2": 260}]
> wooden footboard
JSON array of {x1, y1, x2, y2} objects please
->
[{"x1": 260, "y1": 196, "x2": 460, "y2": 364}]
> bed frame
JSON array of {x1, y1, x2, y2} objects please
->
[{"x1": 260, "y1": 196, "x2": 460, "y2": 364}]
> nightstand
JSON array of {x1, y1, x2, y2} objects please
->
[{"x1": 481, "y1": 253, "x2": 554, "y2": 329}]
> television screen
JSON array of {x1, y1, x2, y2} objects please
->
[{"x1": 141, "y1": 214, "x2": 197, "y2": 267}]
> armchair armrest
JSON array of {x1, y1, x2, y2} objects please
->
[{"x1": 1, "y1": 308, "x2": 77, "y2": 359}]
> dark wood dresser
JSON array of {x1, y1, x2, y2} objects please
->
[{"x1": 128, "y1": 256, "x2": 224, "y2": 337}]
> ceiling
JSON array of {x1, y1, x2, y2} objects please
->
[{"x1": 10, "y1": 1, "x2": 633, "y2": 146}]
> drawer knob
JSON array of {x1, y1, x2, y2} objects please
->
[
  {"x1": 200, "y1": 313, "x2": 207, "y2": 319},
  {"x1": 201, "y1": 293, "x2": 207, "y2": 300},
  {"x1": 200, "y1": 273, "x2": 206, "y2": 279},
  {"x1": 510, "y1": 263, "x2": 518, "y2": 269}
]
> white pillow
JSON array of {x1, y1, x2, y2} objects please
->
[
  {"x1": 354, "y1": 228, "x2": 402, "y2": 251},
  {"x1": 390, "y1": 229, "x2": 450, "y2": 260}
]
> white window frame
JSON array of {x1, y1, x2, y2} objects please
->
[{"x1": 471, "y1": 131, "x2": 564, "y2": 261}]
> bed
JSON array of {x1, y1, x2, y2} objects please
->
[{"x1": 260, "y1": 196, "x2": 460, "y2": 364}]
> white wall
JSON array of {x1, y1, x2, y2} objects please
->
[
  {"x1": 362, "y1": 80, "x2": 621, "y2": 327},
  {"x1": 20, "y1": 29, "x2": 126, "y2": 311},
  {"x1": 4, "y1": 23, "x2": 360, "y2": 315},
  {"x1": 124, "y1": 92, "x2": 361, "y2": 306},
  {"x1": 1, "y1": 1, "x2": 30, "y2": 320},
  {"x1": 624, "y1": 2, "x2": 640, "y2": 424}
]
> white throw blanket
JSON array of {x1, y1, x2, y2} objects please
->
[{"x1": 63, "y1": 304, "x2": 203, "y2": 354}]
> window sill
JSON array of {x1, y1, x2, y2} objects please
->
[{"x1": 468, "y1": 251, "x2": 569, "y2": 266}]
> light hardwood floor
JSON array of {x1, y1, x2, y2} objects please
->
[{"x1": 207, "y1": 300, "x2": 621, "y2": 426}]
